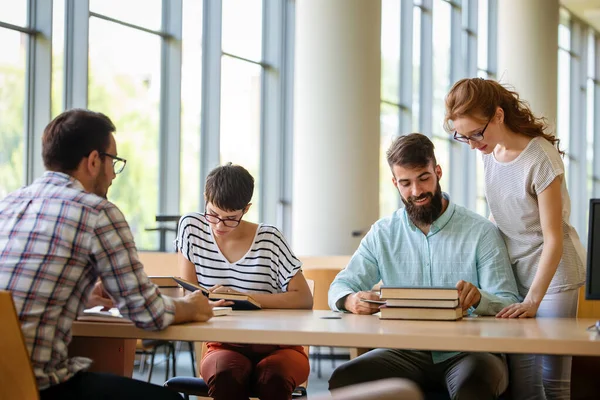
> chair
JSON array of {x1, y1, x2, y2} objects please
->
[
  {"x1": 164, "y1": 279, "x2": 315, "y2": 399},
  {"x1": 0, "y1": 290, "x2": 39, "y2": 400}
]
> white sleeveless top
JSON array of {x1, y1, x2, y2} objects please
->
[
  {"x1": 482, "y1": 137, "x2": 585, "y2": 297},
  {"x1": 175, "y1": 213, "x2": 302, "y2": 294}
]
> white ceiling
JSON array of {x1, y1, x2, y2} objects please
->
[{"x1": 562, "y1": 0, "x2": 600, "y2": 32}]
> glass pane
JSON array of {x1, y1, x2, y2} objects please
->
[
  {"x1": 0, "y1": 27, "x2": 26, "y2": 198},
  {"x1": 432, "y1": 136, "x2": 449, "y2": 194},
  {"x1": 381, "y1": 0, "x2": 400, "y2": 104},
  {"x1": 380, "y1": 103, "x2": 400, "y2": 218},
  {"x1": 559, "y1": 8, "x2": 570, "y2": 50},
  {"x1": 432, "y1": 0, "x2": 450, "y2": 137},
  {"x1": 587, "y1": 78, "x2": 594, "y2": 196},
  {"x1": 222, "y1": 0, "x2": 263, "y2": 62},
  {"x1": 88, "y1": 17, "x2": 162, "y2": 250},
  {"x1": 557, "y1": 48, "x2": 571, "y2": 176},
  {"x1": 0, "y1": 0, "x2": 27, "y2": 27},
  {"x1": 90, "y1": 0, "x2": 163, "y2": 31},
  {"x1": 220, "y1": 56, "x2": 261, "y2": 223},
  {"x1": 180, "y1": 0, "x2": 203, "y2": 214},
  {"x1": 412, "y1": 6, "x2": 421, "y2": 132},
  {"x1": 477, "y1": 0, "x2": 488, "y2": 72},
  {"x1": 475, "y1": 154, "x2": 488, "y2": 217},
  {"x1": 52, "y1": 0, "x2": 65, "y2": 118}
]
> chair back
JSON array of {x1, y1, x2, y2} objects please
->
[{"x1": 0, "y1": 290, "x2": 39, "y2": 400}]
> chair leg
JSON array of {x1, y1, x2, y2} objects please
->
[
  {"x1": 330, "y1": 346, "x2": 335, "y2": 368},
  {"x1": 165, "y1": 345, "x2": 170, "y2": 382},
  {"x1": 138, "y1": 353, "x2": 146, "y2": 374},
  {"x1": 317, "y1": 345, "x2": 322, "y2": 379},
  {"x1": 147, "y1": 348, "x2": 157, "y2": 383},
  {"x1": 171, "y1": 342, "x2": 177, "y2": 378},
  {"x1": 188, "y1": 341, "x2": 196, "y2": 377}
]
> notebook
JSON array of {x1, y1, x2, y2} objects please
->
[
  {"x1": 77, "y1": 306, "x2": 132, "y2": 324},
  {"x1": 172, "y1": 277, "x2": 262, "y2": 310},
  {"x1": 362, "y1": 298, "x2": 460, "y2": 308}
]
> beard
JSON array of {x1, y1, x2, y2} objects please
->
[{"x1": 401, "y1": 182, "x2": 443, "y2": 225}]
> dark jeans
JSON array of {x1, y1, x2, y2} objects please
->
[
  {"x1": 39, "y1": 371, "x2": 182, "y2": 400},
  {"x1": 329, "y1": 349, "x2": 508, "y2": 400}
]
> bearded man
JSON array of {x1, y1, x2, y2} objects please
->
[{"x1": 327, "y1": 133, "x2": 520, "y2": 400}]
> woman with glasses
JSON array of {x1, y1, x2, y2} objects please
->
[
  {"x1": 444, "y1": 78, "x2": 585, "y2": 400},
  {"x1": 175, "y1": 163, "x2": 312, "y2": 400}
]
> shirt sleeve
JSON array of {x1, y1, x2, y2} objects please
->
[
  {"x1": 328, "y1": 226, "x2": 382, "y2": 312},
  {"x1": 472, "y1": 224, "x2": 521, "y2": 315},
  {"x1": 273, "y1": 229, "x2": 302, "y2": 291},
  {"x1": 90, "y1": 203, "x2": 175, "y2": 330},
  {"x1": 532, "y1": 141, "x2": 564, "y2": 195}
]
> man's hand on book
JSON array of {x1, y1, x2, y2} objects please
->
[
  {"x1": 455, "y1": 280, "x2": 481, "y2": 311},
  {"x1": 183, "y1": 291, "x2": 214, "y2": 322},
  {"x1": 86, "y1": 281, "x2": 114, "y2": 309},
  {"x1": 344, "y1": 291, "x2": 381, "y2": 315}
]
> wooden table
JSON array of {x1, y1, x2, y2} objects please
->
[{"x1": 72, "y1": 310, "x2": 600, "y2": 356}]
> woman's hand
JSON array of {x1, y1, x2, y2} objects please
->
[
  {"x1": 496, "y1": 299, "x2": 539, "y2": 318},
  {"x1": 209, "y1": 285, "x2": 244, "y2": 296}
]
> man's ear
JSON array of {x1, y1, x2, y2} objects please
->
[
  {"x1": 86, "y1": 150, "x2": 102, "y2": 177},
  {"x1": 435, "y1": 164, "x2": 442, "y2": 181},
  {"x1": 244, "y1": 203, "x2": 252, "y2": 214},
  {"x1": 391, "y1": 176, "x2": 398, "y2": 188}
]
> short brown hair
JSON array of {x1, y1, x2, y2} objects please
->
[
  {"x1": 42, "y1": 109, "x2": 115, "y2": 173},
  {"x1": 386, "y1": 133, "x2": 437, "y2": 169},
  {"x1": 205, "y1": 163, "x2": 254, "y2": 211}
]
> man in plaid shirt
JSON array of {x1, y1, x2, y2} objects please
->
[{"x1": 0, "y1": 109, "x2": 220, "y2": 399}]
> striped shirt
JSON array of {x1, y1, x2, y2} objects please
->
[
  {"x1": 328, "y1": 194, "x2": 520, "y2": 363},
  {"x1": 483, "y1": 137, "x2": 586, "y2": 297},
  {"x1": 175, "y1": 213, "x2": 302, "y2": 294},
  {"x1": 0, "y1": 172, "x2": 175, "y2": 390}
]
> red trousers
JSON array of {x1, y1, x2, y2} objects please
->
[{"x1": 200, "y1": 342, "x2": 310, "y2": 400}]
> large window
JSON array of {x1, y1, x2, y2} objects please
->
[
  {"x1": 220, "y1": 0, "x2": 263, "y2": 223},
  {"x1": 87, "y1": 11, "x2": 162, "y2": 250},
  {"x1": 558, "y1": 8, "x2": 600, "y2": 240},
  {"x1": 0, "y1": 3, "x2": 28, "y2": 198},
  {"x1": 180, "y1": 0, "x2": 203, "y2": 215},
  {"x1": 379, "y1": 0, "x2": 496, "y2": 218}
]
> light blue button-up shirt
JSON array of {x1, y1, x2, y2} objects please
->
[{"x1": 329, "y1": 194, "x2": 520, "y2": 363}]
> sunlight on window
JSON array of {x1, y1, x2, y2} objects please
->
[
  {"x1": 180, "y1": 0, "x2": 203, "y2": 215},
  {"x1": 380, "y1": 103, "x2": 400, "y2": 217},
  {"x1": 381, "y1": 0, "x2": 400, "y2": 104},
  {"x1": 222, "y1": 0, "x2": 263, "y2": 62},
  {"x1": 0, "y1": 0, "x2": 27, "y2": 27},
  {"x1": 88, "y1": 17, "x2": 161, "y2": 250},
  {"x1": 220, "y1": 56, "x2": 262, "y2": 223},
  {"x1": 89, "y1": 0, "x2": 162, "y2": 31},
  {"x1": 0, "y1": 27, "x2": 26, "y2": 198},
  {"x1": 52, "y1": 0, "x2": 65, "y2": 118}
]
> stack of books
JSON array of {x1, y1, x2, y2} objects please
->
[{"x1": 377, "y1": 286, "x2": 463, "y2": 321}]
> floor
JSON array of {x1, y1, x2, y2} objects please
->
[{"x1": 132, "y1": 343, "x2": 350, "y2": 399}]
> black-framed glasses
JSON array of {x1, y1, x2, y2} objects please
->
[
  {"x1": 453, "y1": 118, "x2": 492, "y2": 144},
  {"x1": 204, "y1": 208, "x2": 245, "y2": 227},
  {"x1": 100, "y1": 152, "x2": 127, "y2": 174}
]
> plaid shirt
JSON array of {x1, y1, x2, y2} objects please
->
[{"x1": 0, "y1": 172, "x2": 175, "y2": 390}]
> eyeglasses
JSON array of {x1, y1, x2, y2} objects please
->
[
  {"x1": 453, "y1": 118, "x2": 492, "y2": 144},
  {"x1": 100, "y1": 152, "x2": 127, "y2": 174},
  {"x1": 204, "y1": 208, "x2": 245, "y2": 227}
]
